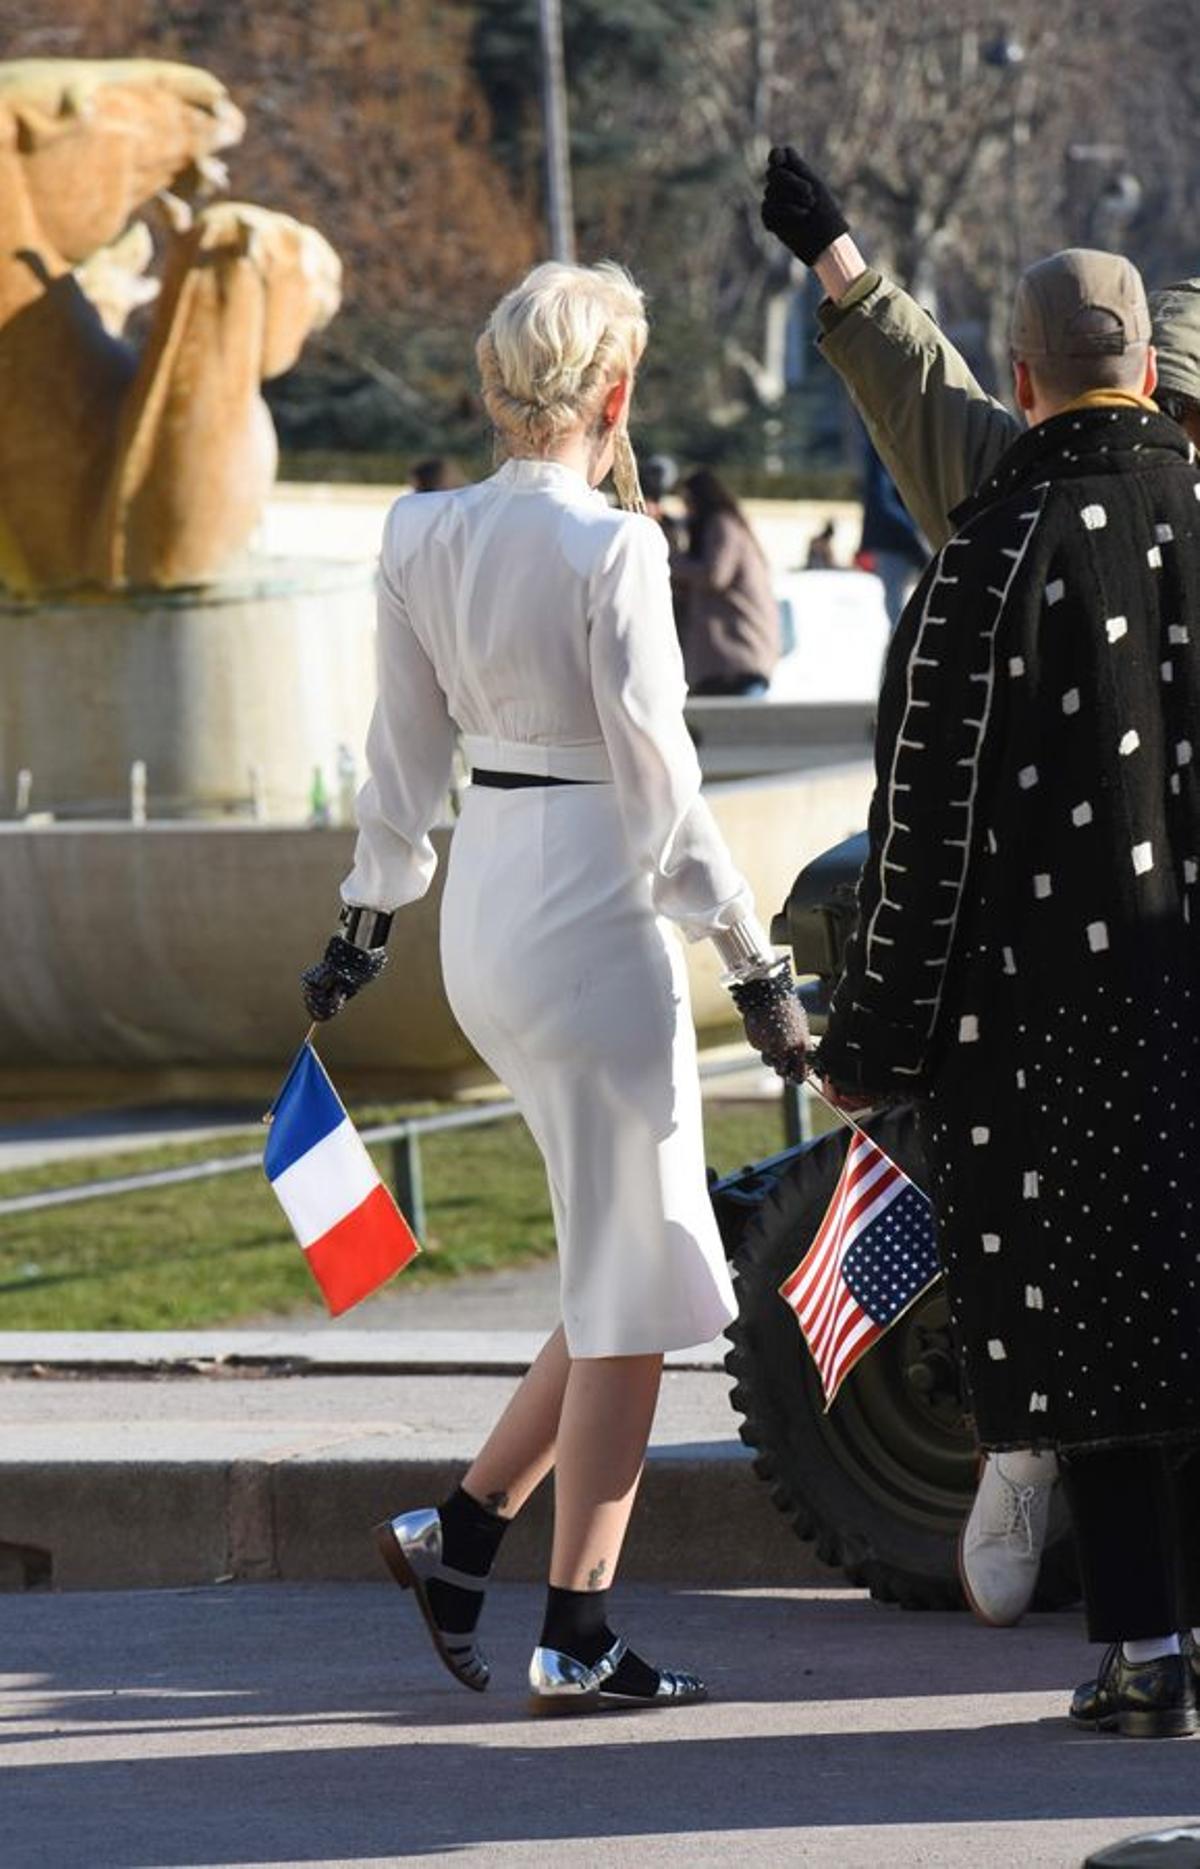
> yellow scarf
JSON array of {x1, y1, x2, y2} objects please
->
[{"x1": 1061, "y1": 387, "x2": 1158, "y2": 414}]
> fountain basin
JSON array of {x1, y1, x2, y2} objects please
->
[
  {"x1": 0, "y1": 762, "x2": 873, "y2": 1103},
  {"x1": 0, "y1": 559, "x2": 376, "y2": 821}
]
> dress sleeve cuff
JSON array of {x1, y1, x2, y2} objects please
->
[{"x1": 711, "y1": 913, "x2": 779, "y2": 980}]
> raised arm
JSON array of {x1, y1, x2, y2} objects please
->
[{"x1": 762, "y1": 147, "x2": 1020, "y2": 549}]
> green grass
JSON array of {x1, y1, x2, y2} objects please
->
[{"x1": 0, "y1": 1102, "x2": 793, "y2": 1331}]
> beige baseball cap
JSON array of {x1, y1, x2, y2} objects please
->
[
  {"x1": 1150, "y1": 278, "x2": 1200, "y2": 406},
  {"x1": 1010, "y1": 247, "x2": 1151, "y2": 359}
]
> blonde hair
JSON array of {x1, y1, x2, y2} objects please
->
[{"x1": 477, "y1": 260, "x2": 648, "y2": 509}]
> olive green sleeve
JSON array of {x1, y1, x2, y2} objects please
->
[{"x1": 817, "y1": 272, "x2": 1021, "y2": 550}]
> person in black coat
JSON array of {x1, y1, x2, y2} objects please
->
[{"x1": 817, "y1": 248, "x2": 1200, "y2": 1740}]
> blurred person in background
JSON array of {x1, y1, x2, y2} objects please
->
[
  {"x1": 641, "y1": 452, "x2": 685, "y2": 553},
  {"x1": 641, "y1": 452, "x2": 687, "y2": 638},
  {"x1": 856, "y1": 444, "x2": 929, "y2": 630},
  {"x1": 410, "y1": 457, "x2": 464, "y2": 493},
  {"x1": 672, "y1": 468, "x2": 780, "y2": 696},
  {"x1": 805, "y1": 518, "x2": 838, "y2": 568}
]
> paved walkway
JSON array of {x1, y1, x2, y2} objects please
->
[
  {"x1": 1, "y1": 1581, "x2": 1193, "y2": 1867},
  {"x1": 257, "y1": 1255, "x2": 564, "y2": 1331}
]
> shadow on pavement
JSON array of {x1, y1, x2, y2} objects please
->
[{"x1": 0, "y1": 1583, "x2": 1193, "y2": 1865}]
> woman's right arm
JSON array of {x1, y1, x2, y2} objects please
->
[{"x1": 302, "y1": 505, "x2": 456, "y2": 1021}]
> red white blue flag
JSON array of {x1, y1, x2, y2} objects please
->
[
  {"x1": 264, "y1": 1042, "x2": 419, "y2": 1315},
  {"x1": 779, "y1": 1130, "x2": 939, "y2": 1408}
]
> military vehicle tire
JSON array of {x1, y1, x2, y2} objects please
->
[{"x1": 724, "y1": 1103, "x2": 1080, "y2": 1611}]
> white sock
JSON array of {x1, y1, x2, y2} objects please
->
[
  {"x1": 1191, "y1": 1628, "x2": 1200, "y2": 1647},
  {"x1": 994, "y1": 1448, "x2": 1058, "y2": 1486},
  {"x1": 1122, "y1": 1634, "x2": 1180, "y2": 1663}
]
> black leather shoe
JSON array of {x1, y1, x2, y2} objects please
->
[{"x1": 1070, "y1": 1643, "x2": 1199, "y2": 1739}]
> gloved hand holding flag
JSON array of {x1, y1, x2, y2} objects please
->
[{"x1": 264, "y1": 1039, "x2": 419, "y2": 1315}]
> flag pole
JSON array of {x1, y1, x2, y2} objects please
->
[
  {"x1": 806, "y1": 1077, "x2": 878, "y2": 1144},
  {"x1": 806, "y1": 1075, "x2": 933, "y2": 1202},
  {"x1": 262, "y1": 1024, "x2": 318, "y2": 1126}
]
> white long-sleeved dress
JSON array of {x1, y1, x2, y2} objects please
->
[{"x1": 342, "y1": 457, "x2": 758, "y2": 1355}]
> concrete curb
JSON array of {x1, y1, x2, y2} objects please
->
[
  {"x1": 1, "y1": 1450, "x2": 834, "y2": 1594},
  {"x1": 0, "y1": 1328, "x2": 726, "y2": 1377},
  {"x1": 0, "y1": 1348, "x2": 841, "y2": 1595}
]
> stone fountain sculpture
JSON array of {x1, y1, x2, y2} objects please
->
[{"x1": 0, "y1": 59, "x2": 375, "y2": 820}]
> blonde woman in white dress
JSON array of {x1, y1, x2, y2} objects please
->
[{"x1": 301, "y1": 261, "x2": 808, "y2": 1714}]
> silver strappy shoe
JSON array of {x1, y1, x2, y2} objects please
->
[
  {"x1": 374, "y1": 1508, "x2": 490, "y2": 1693},
  {"x1": 527, "y1": 1635, "x2": 707, "y2": 1716}
]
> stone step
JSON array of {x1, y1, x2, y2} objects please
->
[{"x1": 0, "y1": 1350, "x2": 840, "y2": 1594}]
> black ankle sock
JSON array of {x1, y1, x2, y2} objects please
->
[
  {"x1": 540, "y1": 1585, "x2": 660, "y2": 1697},
  {"x1": 439, "y1": 1485, "x2": 510, "y2": 1571},
  {"x1": 426, "y1": 1487, "x2": 509, "y2": 1636},
  {"x1": 541, "y1": 1584, "x2": 611, "y2": 1661}
]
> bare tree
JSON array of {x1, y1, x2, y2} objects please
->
[
  {"x1": 7, "y1": 0, "x2": 1194, "y2": 458},
  {"x1": 677, "y1": 0, "x2": 1170, "y2": 412}
]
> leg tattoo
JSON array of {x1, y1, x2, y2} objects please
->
[{"x1": 586, "y1": 1558, "x2": 608, "y2": 1591}]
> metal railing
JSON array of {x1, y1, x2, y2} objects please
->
[{"x1": 0, "y1": 1055, "x2": 813, "y2": 1237}]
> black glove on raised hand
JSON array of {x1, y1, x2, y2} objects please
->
[
  {"x1": 301, "y1": 906, "x2": 392, "y2": 1023},
  {"x1": 761, "y1": 147, "x2": 849, "y2": 267},
  {"x1": 730, "y1": 964, "x2": 811, "y2": 1085}
]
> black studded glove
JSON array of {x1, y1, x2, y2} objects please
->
[
  {"x1": 730, "y1": 963, "x2": 811, "y2": 1085},
  {"x1": 761, "y1": 146, "x2": 850, "y2": 267},
  {"x1": 301, "y1": 906, "x2": 392, "y2": 1023}
]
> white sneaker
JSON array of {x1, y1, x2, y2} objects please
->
[{"x1": 957, "y1": 1450, "x2": 1059, "y2": 1627}]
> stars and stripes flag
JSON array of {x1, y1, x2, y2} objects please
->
[
  {"x1": 779, "y1": 1129, "x2": 940, "y2": 1408},
  {"x1": 264, "y1": 1040, "x2": 419, "y2": 1316}
]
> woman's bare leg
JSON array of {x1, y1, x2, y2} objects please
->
[
  {"x1": 460, "y1": 1334, "x2": 664, "y2": 1584},
  {"x1": 431, "y1": 1335, "x2": 668, "y2": 1698},
  {"x1": 461, "y1": 1324, "x2": 571, "y2": 1516},
  {"x1": 549, "y1": 1352, "x2": 664, "y2": 1589}
]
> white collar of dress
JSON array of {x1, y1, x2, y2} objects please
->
[{"x1": 496, "y1": 457, "x2": 601, "y2": 496}]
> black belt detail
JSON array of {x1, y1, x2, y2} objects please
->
[{"x1": 472, "y1": 768, "x2": 597, "y2": 789}]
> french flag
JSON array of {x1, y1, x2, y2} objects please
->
[{"x1": 264, "y1": 1042, "x2": 419, "y2": 1316}]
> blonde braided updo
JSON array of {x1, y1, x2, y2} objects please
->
[{"x1": 477, "y1": 261, "x2": 648, "y2": 511}]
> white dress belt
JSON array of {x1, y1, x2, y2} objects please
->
[{"x1": 461, "y1": 734, "x2": 613, "y2": 783}]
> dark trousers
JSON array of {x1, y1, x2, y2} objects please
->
[
  {"x1": 1059, "y1": 1443, "x2": 1200, "y2": 1641},
  {"x1": 689, "y1": 673, "x2": 770, "y2": 697}
]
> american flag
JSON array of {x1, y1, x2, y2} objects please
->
[{"x1": 780, "y1": 1130, "x2": 940, "y2": 1408}]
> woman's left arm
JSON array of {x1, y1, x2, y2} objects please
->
[
  {"x1": 588, "y1": 514, "x2": 750, "y2": 937},
  {"x1": 588, "y1": 515, "x2": 809, "y2": 1077}
]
